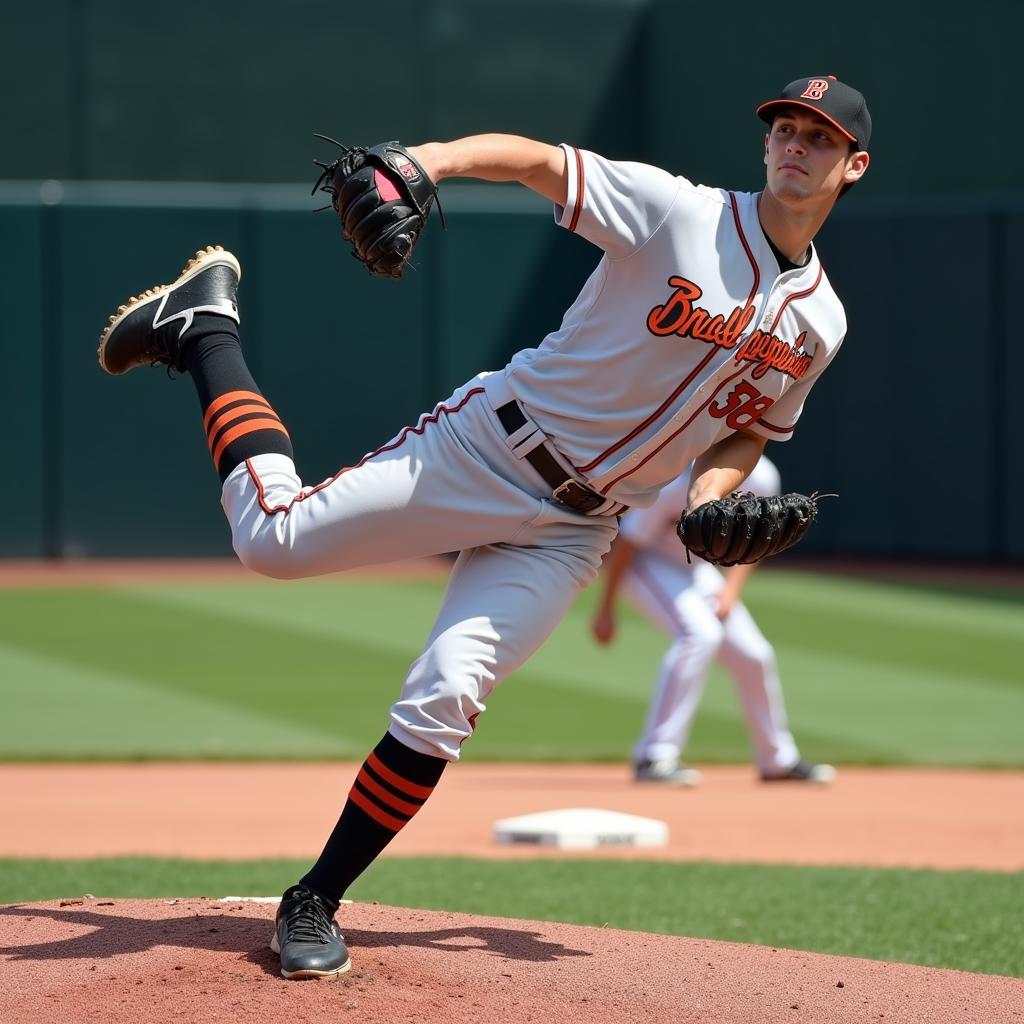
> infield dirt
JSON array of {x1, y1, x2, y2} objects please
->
[{"x1": 1, "y1": 761, "x2": 1021, "y2": 870}]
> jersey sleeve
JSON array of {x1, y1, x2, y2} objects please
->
[
  {"x1": 619, "y1": 476, "x2": 690, "y2": 548},
  {"x1": 554, "y1": 144, "x2": 682, "y2": 260},
  {"x1": 746, "y1": 348, "x2": 837, "y2": 443}
]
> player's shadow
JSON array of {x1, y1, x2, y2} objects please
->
[
  {"x1": 0, "y1": 905, "x2": 591, "y2": 978},
  {"x1": 0, "y1": 904, "x2": 268, "y2": 966},
  {"x1": 344, "y1": 925, "x2": 592, "y2": 963}
]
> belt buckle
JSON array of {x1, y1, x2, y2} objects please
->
[{"x1": 553, "y1": 479, "x2": 605, "y2": 514}]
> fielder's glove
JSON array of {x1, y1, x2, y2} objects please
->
[
  {"x1": 677, "y1": 492, "x2": 830, "y2": 566},
  {"x1": 312, "y1": 137, "x2": 443, "y2": 279}
]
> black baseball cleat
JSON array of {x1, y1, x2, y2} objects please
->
[
  {"x1": 761, "y1": 759, "x2": 837, "y2": 783},
  {"x1": 269, "y1": 884, "x2": 351, "y2": 980},
  {"x1": 97, "y1": 245, "x2": 241, "y2": 375}
]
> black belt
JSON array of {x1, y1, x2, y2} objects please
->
[{"x1": 495, "y1": 401, "x2": 609, "y2": 514}]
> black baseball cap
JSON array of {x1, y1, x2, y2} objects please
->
[{"x1": 757, "y1": 76, "x2": 871, "y2": 151}]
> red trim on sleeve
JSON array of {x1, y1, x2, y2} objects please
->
[
  {"x1": 755, "y1": 419, "x2": 796, "y2": 435},
  {"x1": 568, "y1": 147, "x2": 585, "y2": 233}
]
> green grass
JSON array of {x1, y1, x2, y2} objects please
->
[
  {"x1": 0, "y1": 569, "x2": 1022, "y2": 765},
  {"x1": 1, "y1": 856, "x2": 1020, "y2": 978}
]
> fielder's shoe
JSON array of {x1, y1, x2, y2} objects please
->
[
  {"x1": 633, "y1": 758, "x2": 702, "y2": 787},
  {"x1": 761, "y1": 759, "x2": 837, "y2": 784},
  {"x1": 269, "y1": 884, "x2": 351, "y2": 980},
  {"x1": 97, "y1": 245, "x2": 241, "y2": 375}
]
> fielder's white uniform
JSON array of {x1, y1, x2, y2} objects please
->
[
  {"x1": 221, "y1": 148, "x2": 847, "y2": 761},
  {"x1": 622, "y1": 455, "x2": 801, "y2": 775}
]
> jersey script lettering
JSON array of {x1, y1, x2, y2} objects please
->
[{"x1": 646, "y1": 275, "x2": 812, "y2": 381}]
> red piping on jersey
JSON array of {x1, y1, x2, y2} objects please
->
[
  {"x1": 767, "y1": 263, "x2": 823, "y2": 334},
  {"x1": 754, "y1": 419, "x2": 795, "y2": 434},
  {"x1": 598, "y1": 363, "x2": 750, "y2": 495},
  {"x1": 577, "y1": 349, "x2": 716, "y2": 474},
  {"x1": 568, "y1": 147, "x2": 585, "y2": 234},
  {"x1": 247, "y1": 387, "x2": 486, "y2": 516},
  {"x1": 742, "y1": 263, "x2": 824, "y2": 436},
  {"x1": 728, "y1": 191, "x2": 761, "y2": 299},
  {"x1": 578, "y1": 193, "x2": 760, "y2": 477}
]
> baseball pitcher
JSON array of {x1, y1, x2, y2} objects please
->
[{"x1": 97, "y1": 75, "x2": 870, "y2": 977}]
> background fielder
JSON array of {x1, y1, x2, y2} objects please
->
[
  {"x1": 95, "y1": 76, "x2": 871, "y2": 979},
  {"x1": 592, "y1": 454, "x2": 835, "y2": 785}
]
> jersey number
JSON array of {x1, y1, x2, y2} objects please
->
[{"x1": 709, "y1": 381, "x2": 774, "y2": 430}]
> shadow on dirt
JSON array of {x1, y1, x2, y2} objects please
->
[{"x1": 0, "y1": 904, "x2": 591, "y2": 978}]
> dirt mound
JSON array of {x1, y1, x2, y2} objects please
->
[{"x1": 1, "y1": 898, "x2": 1018, "y2": 1024}]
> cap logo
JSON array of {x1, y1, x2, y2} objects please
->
[{"x1": 800, "y1": 80, "x2": 830, "y2": 101}]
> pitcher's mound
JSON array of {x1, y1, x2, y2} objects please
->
[{"x1": 0, "y1": 897, "x2": 1016, "y2": 1023}]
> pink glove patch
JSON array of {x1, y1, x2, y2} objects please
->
[{"x1": 374, "y1": 168, "x2": 401, "y2": 202}]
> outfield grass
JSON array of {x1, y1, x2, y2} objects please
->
[
  {"x1": 1, "y1": 570, "x2": 1022, "y2": 765},
  {"x1": 1, "y1": 857, "x2": 1020, "y2": 978}
]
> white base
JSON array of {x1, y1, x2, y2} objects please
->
[{"x1": 493, "y1": 807, "x2": 668, "y2": 850}]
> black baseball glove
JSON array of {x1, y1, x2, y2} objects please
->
[
  {"x1": 676, "y1": 492, "x2": 830, "y2": 566},
  {"x1": 312, "y1": 137, "x2": 443, "y2": 279}
]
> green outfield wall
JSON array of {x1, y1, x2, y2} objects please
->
[
  {"x1": 2, "y1": 0, "x2": 1019, "y2": 196},
  {"x1": 1, "y1": 0, "x2": 1019, "y2": 560},
  {"x1": 0, "y1": 183, "x2": 1020, "y2": 561}
]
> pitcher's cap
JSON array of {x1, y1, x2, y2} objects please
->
[{"x1": 757, "y1": 76, "x2": 871, "y2": 151}]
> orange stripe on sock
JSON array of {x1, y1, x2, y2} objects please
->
[
  {"x1": 202, "y1": 390, "x2": 269, "y2": 433},
  {"x1": 211, "y1": 418, "x2": 290, "y2": 467},
  {"x1": 206, "y1": 403, "x2": 279, "y2": 452},
  {"x1": 348, "y1": 785, "x2": 408, "y2": 832},
  {"x1": 366, "y1": 752, "x2": 435, "y2": 800},
  {"x1": 355, "y1": 768, "x2": 423, "y2": 817}
]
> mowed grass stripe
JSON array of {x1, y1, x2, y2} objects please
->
[
  {"x1": 746, "y1": 571, "x2": 1024, "y2": 687},
  {"x1": 1, "y1": 573, "x2": 1022, "y2": 764},
  {"x1": 0, "y1": 643, "x2": 357, "y2": 759},
  {"x1": 1, "y1": 857, "x2": 1020, "y2": 978},
  {"x1": 0, "y1": 586, "x2": 888, "y2": 763},
  {"x1": 0, "y1": 589, "x2": 416, "y2": 749}
]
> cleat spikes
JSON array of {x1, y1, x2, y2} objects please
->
[{"x1": 97, "y1": 244, "x2": 241, "y2": 376}]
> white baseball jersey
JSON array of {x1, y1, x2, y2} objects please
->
[{"x1": 503, "y1": 145, "x2": 846, "y2": 508}]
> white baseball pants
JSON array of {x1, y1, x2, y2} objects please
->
[
  {"x1": 219, "y1": 375, "x2": 617, "y2": 761},
  {"x1": 625, "y1": 552, "x2": 799, "y2": 774}
]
